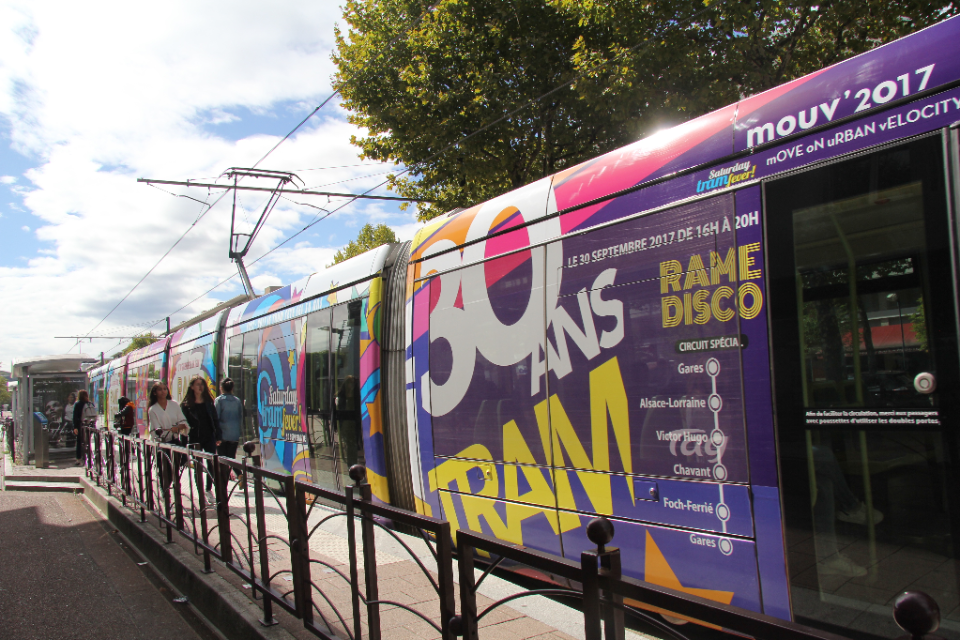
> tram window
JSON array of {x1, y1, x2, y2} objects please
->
[
  {"x1": 240, "y1": 331, "x2": 260, "y2": 445},
  {"x1": 768, "y1": 136, "x2": 959, "y2": 638},
  {"x1": 793, "y1": 172, "x2": 933, "y2": 408},
  {"x1": 148, "y1": 362, "x2": 159, "y2": 389},
  {"x1": 305, "y1": 309, "x2": 336, "y2": 489},
  {"x1": 305, "y1": 310, "x2": 331, "y2": 416},
  {"x1": 227, "y1": 336, "x2": 242, "y2": 393},
  {"x1": 333, "y1": 301, "x2": 363, "y2": 488}
]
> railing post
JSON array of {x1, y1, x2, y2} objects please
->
[
  {"x1": 172, "y1": 447, "x2": 185, "y2": 531},
  {"x1": 136, "y1": 438, "x2": 146, "y2": 522},
  {"x1": 106, "y1": 431, "x2": 115, "y2": 497},
  {"x1": 94, "y1": 429, "x2": 102, "y2": 482},
  {"x1": 351, "y1": 465, "x2": 382, "y2": 640},
  {"x1": 144, "y1": 442, "x2": 155, "y2": 514},
  {"x1": 291, "y1": 478, "x2": 312, "y2": 625},
  {"x1": 241, "y1": 443, "x2": 258, "y2": 602},
  {"x1": 582, "y1": 547, "x2": 602, "y2": 640},
  {"x1": 600, "y1": 547, "x2": 624, "y2": 640},
  {"x1": 455, "y1": 534, "x2": 479, "y2": 640},
  {"x1": 437, "y1": 522, "x2": 456, "y2": 640},
  {"x1": 215, "y1": 455, "x2": 232, "y2": 564},
  {"x1": 83, "y1": 427, "x2": 91, "y2": 477},
  {"x1": 581, "y1": 518, "x2": 623, "y2": 640},
  {"x1": 195, "y1": 450, "x2": 213, "y2": 573},
  {"x1": 345, "y1": 483, "x2": 362, "y2": 640},
  {"x1": 161, "y1": 447, "x2": 173, "y2": 543},
  {"x1": 253, "y1": 461, "x2": 277, "y2": 626}
]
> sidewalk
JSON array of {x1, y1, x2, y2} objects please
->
[
  {"x1": 0, "y1": 490, "x2": 216, "y2": 640},
  {"x1": 143, "y1": 474, "x2": 656, "y2": 640}
]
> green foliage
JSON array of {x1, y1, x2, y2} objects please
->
[
  {"x1": 0, "y1": 375, "x2": 10, "y2": 407},
  {"x1": 112, "y1": 333, "x2": 161, "y2": 358},
  {"x1": 334, "y1": 0, "x2": 956, "y2": 221},
  {"x1": 331, "y1": 223, "x2": 398, "y2": 265}
]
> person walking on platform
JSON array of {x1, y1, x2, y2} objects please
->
[
  {"x1": 148, "y1": 382, "x2": 188, "y2": 491},
  {"x1": 215, "y1": 378, "x2": 242, "y2": 480},
  {"x1": 73, "y1": 390, "x2": 96, "y2": 465},
  {"x1": 181, "y1": 376, "x2": 221, "y2": 502}
]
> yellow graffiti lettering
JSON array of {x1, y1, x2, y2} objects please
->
[
  {"x1": 683, "y1": 254, "x2": 710, "y2": 290},
  {"x1": 738, "y1": 243, "x2": 762, "y2": 280},
  {"x1": 433, "y1": 358, "x2": 633, "y2": 540},
  {"x1": 710, "y1": 248, "x2": 737, "y2": 285},
  {"x1": 662, "y1": 296, "x2": 683, "y2": 327},
  {"x1": 534, "y1": 357, "x2": 632, "y2": 523},
  {"x1": 660, "y1": 260, "x2": 682, "y2": 294}
]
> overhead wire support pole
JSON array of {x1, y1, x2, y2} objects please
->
[
  {"x1": 136, "y1": 178, "x2": 429, "y2": 202},
  {"x1": 224, "y1": 167, "x2": 306, "y2": 298},
  {"x1": 229, "y1": 173, "x2": 256, "y2": 298}
]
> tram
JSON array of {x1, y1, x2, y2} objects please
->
[{"x1": 88, "y1": 15, "x2": 960, "y2": 637}]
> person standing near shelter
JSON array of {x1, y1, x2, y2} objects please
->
[
  {"x1": 73, "y1": 390, "x2": 96, "y2": 465},
  {"x1": 215, "y1": 378, "x2": 242, "y2": 476},
  {"x1": 181, "y1": 376, "x2": 221, "y2": 501}
]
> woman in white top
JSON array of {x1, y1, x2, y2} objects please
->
[
  {"x1": 147, "y1": 382, "x2": 188, "y2": 490},
  {"x1": 147, "y1": 382, "x2": 189, "y2": 442}
]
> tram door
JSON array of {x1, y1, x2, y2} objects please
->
[
  {"x1": 766, "y1": 135, "x2": 960, "y2": 637},
  {"x1": 305, "y1": 301, "x2": 364, "y2": 491}
]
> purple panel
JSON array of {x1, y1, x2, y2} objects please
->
[
  {"x1": 552, "y1": 194, "x2": 749, "y2": 484},
  {"x1": 734, "y1": 16, "x2": 960, "y2": 151},
  {"x1": 753, "y1": 485, "x2": 791, "y2": 621},
  {"x1": 735, "y1": 188, "x2": 779, "y2": 488}
]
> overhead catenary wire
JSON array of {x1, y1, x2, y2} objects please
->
[
  {"x1": 80, "y1": 86, "x2": 348, "y2": 340},
  {"x1": 142, "y1": 3, "x2": 716, "y2": 331}
]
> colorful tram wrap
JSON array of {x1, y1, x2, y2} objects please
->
[{"x1": 87, "y1": 17, "x2": 960, "y2": 638}]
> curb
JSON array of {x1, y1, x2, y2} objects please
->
[{"x1": 80, "y1": 475, "x2": 296, "y2": 640}]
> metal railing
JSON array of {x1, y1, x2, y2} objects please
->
[{"x1": 79, "y1": 426, "x2": 942, "y2": 640}]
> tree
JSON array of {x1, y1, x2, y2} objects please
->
[
  {"x1": 331, "y1": 223, "x2": 398, "y2": 265},
  {"x1": 0, "y1": 375, "x2": 10, "y2": 407},
  {"x1": 334, "y1": 0, "x2": 956, "y2": 221},
  {"x1": 112, "y1": 333, "x2": 161, "y2": 358}
]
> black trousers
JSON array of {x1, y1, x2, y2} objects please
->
[{"x1": 194, "y1": 440, "x2": 217, "y2": 491}]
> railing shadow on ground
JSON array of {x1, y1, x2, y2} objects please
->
[{"x1": 78, "y1": 426, "x2": 943, "y2": 640}]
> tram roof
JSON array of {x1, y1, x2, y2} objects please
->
[
  {"x1": 225, "y1": 243, "x2": 395, "y2": 328},
  {"x1": 410, "y1": 14, "x2": 960, "y2": 268}
]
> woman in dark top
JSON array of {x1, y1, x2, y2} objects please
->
[
  {"x1": 73, "y1": 389, "x2": 93, "y2": 465},
  {"x1": 181, "y1": 376, "x2": 222, "y2": 498}
]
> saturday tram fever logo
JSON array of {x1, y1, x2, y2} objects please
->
[{"x1": 696, "y1": 161, "x2": 755, "y2": 194}]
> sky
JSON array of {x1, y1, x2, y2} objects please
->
[{"x1": 0, "y1": 0, "x2": 425, "y2": 371}]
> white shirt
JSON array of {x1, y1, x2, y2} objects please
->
[{"x1": 147, "y1": 401, "x2": 189, "y2": 442}]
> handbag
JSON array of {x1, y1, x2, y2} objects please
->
[{"x1": 81, "y1": 402, "x2": 98, "y2": 424}]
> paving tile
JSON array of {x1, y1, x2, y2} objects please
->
[
  {"x1": 477, "y1": 605, "x2": 525, "y2": 627},
  {"x1": 477, "y1": 616, "x2": 555, "y2": 640}
]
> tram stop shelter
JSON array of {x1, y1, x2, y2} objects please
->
[{"x1": 10, "y1": 355, "x2": 98, "y2": 467}]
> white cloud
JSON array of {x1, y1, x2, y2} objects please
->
[
  {"x1": 20, "y1": 225, "x2": 28, "y2": 231},
  {"x1": 0, "y1": 0, "x2": 419, "y2": 367}
]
